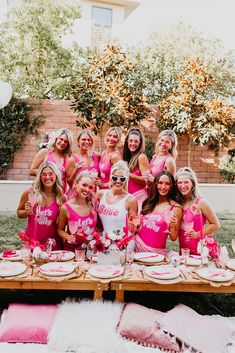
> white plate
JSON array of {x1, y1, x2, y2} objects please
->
[
  {"x1": 0, "y1": 262, "x2": 27, "y2": 277},
  {"x1": 39, "y1": 262, "x2": 74, "y2": 277},
  {"x1": 134, "y1": 252, "x2": 164, "y2": 263},
  {"x1": 144, "y1": 265, "x2": 180, "y2": 280},
  {"x1": 0, "y1": 250, "x2": 22, "y2": 261},
  {"x1": 88, "y1": 265, "x2": 124, "y2": 279},
  {"x1": 226, "y1": 259, "x2": 235, "y2": 271},
  {"x1": 196, "y1": 268, "x2": 234, "y2": 282},
  {"x1": 186, "y1": 256, "x2": 202, "y2": 266},
  {"x1": 48, "y1": 251, "x2": 75, "y2": 262}
]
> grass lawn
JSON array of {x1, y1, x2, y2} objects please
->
[{"x1": 0, "y1": 212, "x2": 235, "y2": 316}]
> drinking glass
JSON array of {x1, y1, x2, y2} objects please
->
[
  {"x1": 184, "y1": 221, "x2": 194, "y2": 241},
  {"x1": 69, "y1": 221, "x2": 78, "y2": 235},
  {"x1": 164, "y1": 210, "x2": 172, "y2": 234},
  {"x1": 28, "y1": 191, "x2": 38, "y2": 208},
  {"x1": 126, "y1": 251, "x2": 135, "y2": 271},
  {"x1": 21, "y1": 243, "x2": 31, "y2": 265},
  {"x1": 231, "y1": 239, "x2": 235, "y2": 253},
  {"x1": 181, "y1": 248, "x2": 190, "y2": 263},
  {"x1": 75, "y1": 249, "x2": 86, "y2": 265}
]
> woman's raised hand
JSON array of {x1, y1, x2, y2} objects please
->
[
  {"x1": 24, "y1": 201, "x2": 33, "y2": 215},
  {"x1": 143, "y1": 172, "x2": 154, "y2": 184}
]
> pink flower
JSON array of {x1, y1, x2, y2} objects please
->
[{"x1": 94, "y1": 241, "x2": 106, "y2": 253}]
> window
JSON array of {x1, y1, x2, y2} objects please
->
[{"x1": 92, "y1": 6, "x2": 112, "y2": 28}]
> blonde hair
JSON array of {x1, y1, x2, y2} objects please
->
[
  {"x1": 74, "y1": 171, "x2": 95, "y2": 211},
  {"x1": 105, "y1": 126, "x2": 121, "y2": 144},
  {"x1": 175, "y1": 167, "x2": 199, "y2": 200},
  {"x1": 33, "y1": 161, "x2": 64, "y2": 206},
  {"x1": 48, "y1": 128, "x2": 73, "y2": 156},
  {"x1": 110, "y1": 160, "x2": 129, "y2": 191},
  {"x1": 155, "y1": 130, "x2": 178, "y2": 159},
  {"x1": 77, "y1": 130, "x2": 94, "y2": 147}
]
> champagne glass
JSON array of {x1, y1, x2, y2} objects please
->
[
  {"x1": 184, "y1": 221, "x2": 194, "y2": 241},
  {"x1": 68, "y1": 221, "x2": 78, "y2": 236},
  {"x1": 28, "y1": 190, "x2": 38, "y2": 208},
  {"x1": 126, "y1": 251, "x2": 135, "y2": 271},
  {"x1": 231, "y1": 239, "x2": 235, "y2": 253},
  {"x1": 164, "y1": 209, "x2": 173, "y2": 234}
]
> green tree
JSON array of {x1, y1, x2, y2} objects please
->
[
  {"x1": 158, "y1": 57, "x2": 235, "y2": 165},
  {"x1": 132, "y1": 22, "x2": 235, "y2": 104},
  {"x1": 0, "y1": 0, "x2": 81, "y2": 98},
  {"x1": 71, "y1": 44, "x2": 150, "y2": 137}
]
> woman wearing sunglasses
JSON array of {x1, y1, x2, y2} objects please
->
[
  {"x1": 123, "y1": 127, "x2": 150, "y2": 211},
  {"x1": 98, "y1": 161, "x2": 138, "y2": 240},
  {"x1": 58, "y1": 171, "x2": 97, "y2": 252}
]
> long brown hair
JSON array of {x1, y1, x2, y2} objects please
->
[
  {"x1": 141, "y1": 170, "x2": 176, "y2": 215},
  {"x1": 123, "y1": 127, "x2": 145, "y2": 171}
]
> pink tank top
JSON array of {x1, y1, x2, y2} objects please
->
[
  {"x1": 179, "y1": 197, "x2": 206, "y2": 255},
  {"x1": 99, "y1": 151, "x2": 121, "y2": 185},
  {"x1": 64, "y1": 202, "x2": 97, "y2": 251},
  {"x1": 128, "y1": 166, "x2": 145, "y2": 194},
  {"x1": 25, "y1": 200, "x2": 62, "y2": 250},
  {"x1": 149, "y1": 155, "x2": 169, "y2": 177},
  {"x1": 138, "y1": 206, "x2": 174, "y2": 249},
  {"x1": 74, "y1": 152, "x2": 99, "y2": 176},
  {"x1": 46, "y1": 150, "x2": 67, "y2": 191}
]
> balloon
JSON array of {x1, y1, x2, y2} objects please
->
[{"x1": 0, "y1": 80, "x2": 13, "y2": 109}]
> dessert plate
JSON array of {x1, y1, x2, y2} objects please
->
[
  {"x1": 48, "y1": 251, "x2": 75, "y2": 262},
  {"x1": 0, "y1": 250, "x2": 22, "y2": 261},
  {"x1": 134, "y1": 252, "x2": 164, "y2": 263},
  {"x1": 0, "y1": 261, "x2": 26, "y2": 277},
  {"x1": 144, "y1": 265, "x2": 180, "y2": 280},
  {"x1": 196, "y1": 268, "x2": 233, "y2": 282},
  {"x1": 88, "y1": 264, "x2": 123, "y2": 279},
  {"x1": 39, "y1": 262, "x2": 74, "y2": 276},
  {"x1": 226, "y1": 259, "x2": 235, "y2": 271}
]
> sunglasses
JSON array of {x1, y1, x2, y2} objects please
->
[{"x1": 111, "y1": 175, "x2": 127, "y2": 183}]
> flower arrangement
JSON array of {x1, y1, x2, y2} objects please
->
[
  {"x1": 38, "y1": 131, "x2": 54, "y2": 150},
  {"x1": 18, "y1": 232, "x2": 42, "y2": 250},
  {"x1": 197, "y1": 235, "x2": 220, "y2": 260},
  {"x1": 77, "y1": 227, "x2": 134, "y2": 254}
]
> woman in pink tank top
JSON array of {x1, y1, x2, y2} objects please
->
[
  {"x1": 17, "y1": 161, "x2": 66, "y2": 249},
  {"x1": 30, "y1": 128, "x2": 73, "y2": 192},
  {"x1": 144, "y1": 130, "x2": 178, "y2": 190},
  {"x1": 66, "y1": 130, "x2": 100, "y2": 198},
  {"x1": 58, "y1": 171, "x2": 97, "y2": 252},
  {"x1": 175, "y1": 167, "x2": 220, "y2": 255},
  {"x1": 98, "y1": 127, "x2": 122, "y2": 189},
  {"x1": 123, "y1": 127, "x2": 150, "y2": 211},
  {"x1": 135, "y1": 170, "x2": 182, "y2": 253}
]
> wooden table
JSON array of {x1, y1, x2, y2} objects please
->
[
  {"x1": 0, "y1": 270, "x2": 109, "y2": 300},
  {"x1": 110, "y1": 268, "x2": 235, "y2": 302}
]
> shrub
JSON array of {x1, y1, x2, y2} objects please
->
[
  {"x1": 219, "y1": 149, "x2": 235, "y2": 183},
  {"x1": 0, "y1": 98, "x2": 42, "y2": 177}
]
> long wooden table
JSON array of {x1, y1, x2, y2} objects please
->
[
  {"x1": 111, "y1": 270, "x2": 235, "y2": 302},
  {"x1": 0, "y1": 271, "x2": 109, "y2": 300},
  {"x1": 1, "y1": 263, "x2": 235, "y2": 302}
]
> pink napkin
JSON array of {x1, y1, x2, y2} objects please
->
[{"x1": 2, "y1": 250, "x2": 18, "y2": 258}]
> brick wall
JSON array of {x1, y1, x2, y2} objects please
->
[{"x1": 4, "y1": 99, "x2": 234, "y2": 183}]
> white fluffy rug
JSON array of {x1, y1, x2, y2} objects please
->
[{"x1": 0, "y1": 300, "x2": 234, "y2": 353}]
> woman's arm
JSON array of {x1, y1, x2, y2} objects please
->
[
  {"x1": 165, "y1": 157, "x2": 176, "y2": 176},
  {"x1": 17, "y1": 190, "x2": 32, "y2": 219},
  {"x1": 126, "y1": 195, "x2": 138, "y2": 219},
  {"x1": 57, "y1": 205, "x2": 76, "y2": 243},
  {"x1": 199, "y1": 199, "x2": 220, "y2": 236},
  {"x1": 129, "y1": 154, "x2": 150, "y2": 186},
  {"x1": 169, "y1": 204, "x2": 183, "y2": 241},
  {"x1": 29, "y1": 149, "x2": 47, "y2": 176},
  {"x1": 110, "y1": 151, "x2": 122, "y2": 165}
]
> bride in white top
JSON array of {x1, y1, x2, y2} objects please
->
[{"x1": 97, "y1": 161, "x2": 138, "y2": 238}]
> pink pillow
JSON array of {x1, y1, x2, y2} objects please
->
[
  {"x1": 117, "y1": 303, "x2": 181, "y2": 352},
  {"x1": 159, "y1": 304, "x2": 234, "y2": 353},
  {"x1": 0, "y1": 303, "x2": 57, "y2": 343}
]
